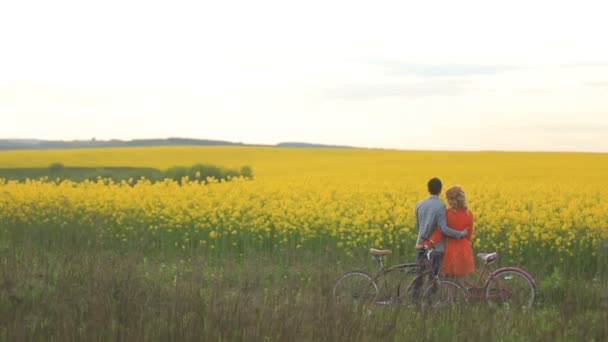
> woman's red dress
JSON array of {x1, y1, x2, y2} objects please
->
[{"x1": 441, "y1": 208, "x2": 475, "y2": 277}]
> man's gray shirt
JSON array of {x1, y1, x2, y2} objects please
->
[{"x1": 415, "y1": 195, "x2": 465, "y2": 253}]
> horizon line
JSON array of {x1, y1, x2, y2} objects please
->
[{"x1": 0, "y1": 137, "x2": 606, "y2": 154}]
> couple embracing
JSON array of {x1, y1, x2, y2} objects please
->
[{"x1": 414, "y1": 177, "x2": 475, "y2": 281}]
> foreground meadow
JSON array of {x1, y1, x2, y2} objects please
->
[{"x1": 1, "y1": 146, "x2": 607, "y2": 340}]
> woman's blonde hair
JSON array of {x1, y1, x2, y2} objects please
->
[{"x1": 446, "y1": 185, "x2": 467, "y2": 210}]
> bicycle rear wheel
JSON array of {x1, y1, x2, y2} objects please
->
[
  {"x1": 333, "y1": 271, "x2": 379, "y2": 306},
  {"x1": 485, "y1": 269, "x2": 536, "y2": 309},
  {"x1": 421, "y1": 280, "x2": 468, "y2": 310}
]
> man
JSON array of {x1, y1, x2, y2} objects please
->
[{"x1": 412, "y1": 177, "x2": 468, "y2": 302}]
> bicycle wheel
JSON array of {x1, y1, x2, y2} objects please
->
[
  {"x1": 485, "y1": 269, "x2": 536, "y2": 309},
  {"x1": 421, "y1": 279, "x2": 468, "y2": 310},
  {"x1": 333, "y1": 271, "x2": 379, "y2": 306}
]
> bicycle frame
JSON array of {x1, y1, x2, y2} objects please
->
[
  {"x1": 374, "y1": 259, "x2": 418, "y2": 274},
  {"x1": 461, "y1": 259, "x2": 495, "y2": 300},
  {"x1": 360, "y1": 253, "x2": 424, "y2": 303},
  {"x1": 372, "y1": 248, "x2": 444, "y2": 301},
  {"x1": 370, "y1": 249, "x2": 435, "y2": 278},
  {"x1": 371, "y1": 254, "x2": 418, "y2": 284}
]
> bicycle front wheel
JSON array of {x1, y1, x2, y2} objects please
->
[
  {"x1": 333, "y1": 271, "x2": 379, "y2": 306},
  {"x1": 485, "y1": 269, "x2": 536, "y2": 309},
  {"x1": 421, "y1": 280, "x2": 468, "y2": 310}
]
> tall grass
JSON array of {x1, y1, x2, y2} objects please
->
[{"x1": 1, "y1": 226, "x2": 606, "y2": 341}]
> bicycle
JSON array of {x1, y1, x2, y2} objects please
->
[
  {"x1": 402, "y1": 250, "x2": 537, "y2": 309},
  {"x1": 333, "y1": 247, "x2": 466, "y2": 309},
  {"x1": 459, "y1": 251, "x2": 537, "y2": 309}
]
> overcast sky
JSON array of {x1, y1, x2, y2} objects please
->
[{"x1": 1, "y1": 0, "x2": 607, "y2": 151}]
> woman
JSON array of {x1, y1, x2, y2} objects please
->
[{"x1": 441, "y1": 185, "x2": 475, "y2": 278}]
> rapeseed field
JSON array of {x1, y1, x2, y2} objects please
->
[{"x1": 1, "y1": 146, "x2": 606, "y2": 270}]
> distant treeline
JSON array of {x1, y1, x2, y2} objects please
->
[
  {"x1": 0, "y1": 163, "x2": 253, "y2": 184},
  {"x1": 0, "y1": 138, "x2": 246, "y2": 150},
  {"x1": 0, "y1": 138, "x2": 355, "y2": 150}
]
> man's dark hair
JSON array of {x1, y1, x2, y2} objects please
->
[{"x1": 428, "y1": 177, "x2": 442, "y2": 195}]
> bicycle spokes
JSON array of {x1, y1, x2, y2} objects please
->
[
  {"x1": 422, "y1": 280, "x2": 468, "y2": 310},
  {"x1": 333, "y1": 272, "x2": 379, "y2": 305},
  {"x1": 485, "y1": 270, "x2": 536, "y2": 309}
]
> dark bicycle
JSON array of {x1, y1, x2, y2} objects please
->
[{"x1": 333, "y1": 247, "x2": 466, "y2": 309}]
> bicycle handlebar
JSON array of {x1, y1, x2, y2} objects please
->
[{"x1": 415, "y1": 244, "x2": 435, "y2": 261}]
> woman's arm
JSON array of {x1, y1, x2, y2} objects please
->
[
  {"x1": 437, "y1": 210, "x2": 467, "y2": 238},
  {"x1": 466, "y1": 210, "x2": 474, "y2": 240}
]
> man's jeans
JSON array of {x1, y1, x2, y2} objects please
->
[{"x1": 411, "y1": 250, "x2": 443, "y2": 303}]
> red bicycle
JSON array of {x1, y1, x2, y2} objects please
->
[{"x1": 460, "y1": 251, "x2": 537, "y2": 308}]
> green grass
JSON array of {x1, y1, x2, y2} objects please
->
[{"x1": 1, "y1": 225, "x2": 607, "y2": 341}]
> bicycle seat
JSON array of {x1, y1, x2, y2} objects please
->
[
  {"x1": 370, "y1": 248, "x2": 392, "y2": 256},
  {"x1": 477, "y1": 252, "x2": 497, "y2": 263}
]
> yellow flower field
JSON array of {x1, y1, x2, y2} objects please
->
[{"x1": 1, "y1": 146, "x2": 607, "y2": 268}]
